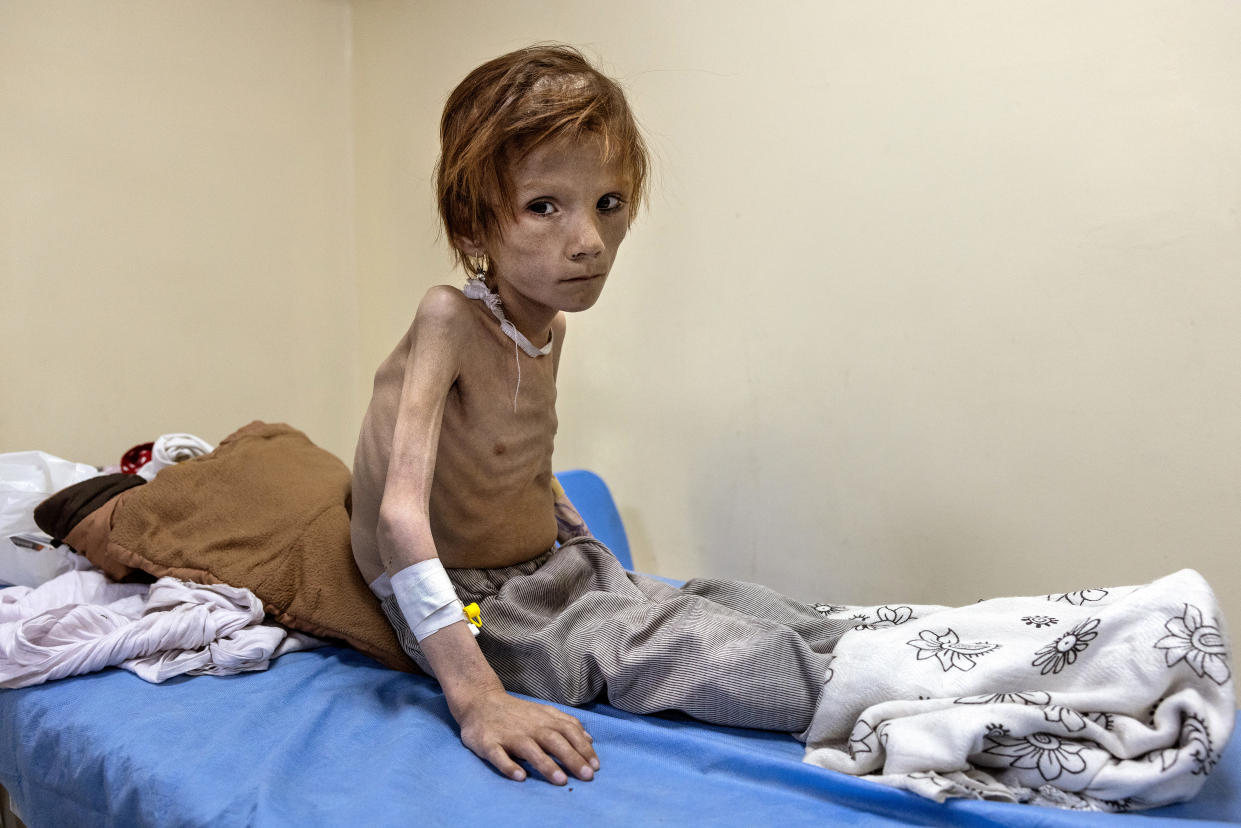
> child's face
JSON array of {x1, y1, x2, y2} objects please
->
[{"x1": 481, "y1": 135, "x2": 631, "y2": 316}]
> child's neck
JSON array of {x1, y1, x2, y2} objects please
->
[{"x1": 463, "y1": 276, "x2": 553, "y2": 357}]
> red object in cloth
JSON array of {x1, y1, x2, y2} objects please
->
[{"x1": 121, "y1": 442, "x2": 154, "y2": 475}]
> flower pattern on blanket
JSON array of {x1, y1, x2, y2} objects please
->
[
  {"x1": 907, "y1": 628, "x2": 1000, "y2": 672},
  {"x1": 1155, "y1": 604, "x2": 1231, "y2": 686},
  {"x1": 1031, "y1": 618, "x2": 1099, "y2": 675},
  {"x1": 852, "y1": 605, "x2": 914, "y2": 630},
  {"x1": 1181, "y1": 714, "x2": 1217, "y2": 776},
  {"x1": 955, "y1": 690, "x2": 1050, "y2": 706},
  {"x1": 1047, "y1": 588, "x2": 1109, "y2": 605},
  {"x1": 847, "y1": 719, "x2": 877, "y2": 758},
  {"x1": 1043, "y1": 704, "x2": 1087, "y2": 732},
  {"x1": 983, "y1": 732, "x2": 1091, "y2": 782},
  {"x1": 1147, "y1": 713, "x2": 1219, "y2": 777},
  {"x1": 801, "y1": 569, "x2": 1236, "y2": 813},
  {"x1": 812, "y1": 603, "x2": 917, "y2": 632}
]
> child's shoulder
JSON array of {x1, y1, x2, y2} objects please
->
[
  {"x1": 407, "y1": 284, "x2": 476, "y2": 339},
  {"x1": 416, "y1": 283, "x2": 472, "y2": 321}
]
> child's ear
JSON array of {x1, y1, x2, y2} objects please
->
[{"x1": 454, "y1": 236, "x2": 486, "y2": 257}]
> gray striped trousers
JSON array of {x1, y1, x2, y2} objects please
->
[{"x1": 380, "y1": 537, "x2": 850, "y2": 733}]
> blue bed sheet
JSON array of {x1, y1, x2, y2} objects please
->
[{"x1": 2, "y1": 645, "x2": 1237, "y2": 827}]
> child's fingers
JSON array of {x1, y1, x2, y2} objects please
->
[
  {"x1": 483, "y1": 744, "x2": 527, "y2": 782},
  {"x1": 537, "y1": 730, "x2": 595, "y2": 780},
  {"x1": 556, "y1": 721, "x2": 599, "y2": 770},
  {"x1": 553, "y1": 710, "x2": 593, "y2": 741},
  {"x1": 511, "y1": 738, "x2": 570, "y2": 785}
]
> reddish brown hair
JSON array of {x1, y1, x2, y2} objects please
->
[{"x1": 436, "y1": 44, "x2": 649, "y2": 273}]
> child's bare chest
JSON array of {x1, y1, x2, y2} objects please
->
[{"x1": 440, "y1": 329, "x2": 558, "y2": 471}]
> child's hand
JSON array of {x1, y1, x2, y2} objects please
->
[{"x1": 456, "y1": 688, "x2": 599, "y2": 785}]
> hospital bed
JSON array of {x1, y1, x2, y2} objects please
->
[{"x1": 1, "y1": 471, "x2": 1238, "y2": 827}]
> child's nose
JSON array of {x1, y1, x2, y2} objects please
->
[{"x1": 568, "y1": 214, "x2": 604, "y2": 259}]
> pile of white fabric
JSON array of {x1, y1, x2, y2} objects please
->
[
  {"x1": 802, "y1": 568, "x2": 1234, "y2": 811},
  {"x1": 1, "y1": 564, "x2": 321, "y2": 688}
]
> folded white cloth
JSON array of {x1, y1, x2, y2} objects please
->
[
  {"x1": 0, "y1": 567, "x2": 321, "y2": 688},
  {"x1": 802, "y1": 569, "x2": 1234, "y2": 811},
  {"x1": 135, "y1": 433, "x2": 214, "y2": 481}
]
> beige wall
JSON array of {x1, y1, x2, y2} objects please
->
[
  {"x1": 352, "y1": 1, "x2": 1241, "y2": 627},
  {"x1": 5, "y1": 2, "x2": 1240, "y2": 638},
  {"x1": 1, "y1": 0, "x2": 359, "y2": 462}
]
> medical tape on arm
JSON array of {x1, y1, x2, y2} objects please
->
[{"x1": 390, "y1": 558, "x2": 480, "y2": 641}]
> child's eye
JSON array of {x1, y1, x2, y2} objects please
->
[
  {"x1": 527, "y1": 200, "x2": 556, "y2": 216},
  {"x1": 597, "y1": 194, "x2": 626, "y2": 213}
]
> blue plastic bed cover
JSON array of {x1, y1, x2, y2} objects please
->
[{"x1": 1, "y1": 645, "x2": 1238, "y2": 827}]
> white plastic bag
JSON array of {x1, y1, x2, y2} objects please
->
[{"x1": 0, "y1": 451, "x2": 102, "y2": 587}]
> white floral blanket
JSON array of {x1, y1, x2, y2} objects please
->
[{"x1": 801, "y1": 569, "x2": 1234, "y2": 811}]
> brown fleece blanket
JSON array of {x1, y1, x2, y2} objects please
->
[{"x1": 54, "y1": 421, "x2": 415, "y2": 672}]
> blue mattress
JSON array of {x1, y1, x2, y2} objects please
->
[{"x1": 1, "y1": 643, "x2": 1238, "y2": 827}]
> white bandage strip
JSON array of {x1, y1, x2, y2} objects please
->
[{"x1": 390, "y1": 558, "x2": 480, "y2": 641}]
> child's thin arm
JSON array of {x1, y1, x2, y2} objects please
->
[
  {"x1": 377, "y1": 289, "x2": 597, "y2": 785},
  {"x1": 550, "y1": 477, "x2": 591, "y2": 543}
]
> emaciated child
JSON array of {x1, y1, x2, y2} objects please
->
[{"x1": 351, "y1": 44, "x2": 851, "y2": 786}]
